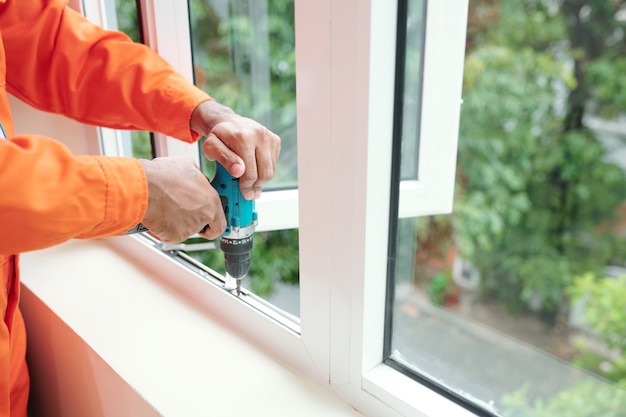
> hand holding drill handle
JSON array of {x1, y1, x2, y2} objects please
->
[
  {"x1": 191, "y1": 100, "x2": 281, "y2": 202},
  {"x1": 137, "y1": 156, "x2": 224, "y2": 242},
  {"x1": 136, "y1": 100, "x2": 280, "y2": 244}
]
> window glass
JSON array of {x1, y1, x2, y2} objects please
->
[
  {"x1": 113, "y1": 0, "x2": 141, "y2": 42},
  {"x1": 188, "y1": 0, "x2": 297, "y2": 189},
  {"x1": 187, "y1": 0, "x2": 299, "y2": 316},
  {"x1": 387, "y1": 1, "x2": 626, "y2": 415},
  {"x1": 399, "y1": 0, "x2": 423, "y2": 181},
  {"x1": 106, "y1": 0, "x2": 154, "y2": 159}
]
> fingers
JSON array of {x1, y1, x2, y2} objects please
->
[
  {"x1": 198, "y1": 223, "x2": 222, "y2": 241},
  {"x1": 138, "y1": 156, "x2": 228, "y2": 243},
  {"x1": 203, "y1": 131, "x2": 245, "y2": 178},
  {"x1": 198, "y1": 206, "x2": 227, "y2": 241},
  {"x1": 201, "y1": 118, "x2": 281, "y2": 200},
  {"x1": 150, "y1": 204, "x2": 226, "y2": 243},
  {"x1": 241, "y1": 129, "x2": 279, "y2": 199}
]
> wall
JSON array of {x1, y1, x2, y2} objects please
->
[{"x1": 8, "y1": 94, "x2": 96, "y2": 155}]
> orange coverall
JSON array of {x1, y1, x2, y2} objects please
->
[{"x1": 0, "y1": 1, "x2": 211, "y2": 415}]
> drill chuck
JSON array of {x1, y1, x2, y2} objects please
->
[{"x1": 220, "y1": 235, "x2": 253, "y2": 279}]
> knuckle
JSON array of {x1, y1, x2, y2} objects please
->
[
  {"x1": 267, "y1": 130, "x2": 280, "y2": 146},
  {"x1": 202, "y1": 135, "x2": 216, "y2": 147},
  {"x1": 242, "y1": 171, "x2": 258, "y2": 185},
  {"x1": 260, "y1": 165, "x2": 274, "y2": 181}
]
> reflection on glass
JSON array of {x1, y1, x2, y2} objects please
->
[
  {"x1": 389, "y1": 1, "x2": 626, "y2": 415},
  {"x1": 188, "y1": 0, "x2": 299, "y2": 316}
]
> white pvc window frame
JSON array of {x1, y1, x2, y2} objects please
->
[{"x1": 79, "y1": 0, "x2": 471, "y2": 415}]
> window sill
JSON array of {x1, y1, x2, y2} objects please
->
[{"x1": 19, "y1": 238, "x2": 361, "y2": 417}]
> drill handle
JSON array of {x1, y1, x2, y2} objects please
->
[{"x1": 211, "y1": 163, "x2": 257, "y2": 235}]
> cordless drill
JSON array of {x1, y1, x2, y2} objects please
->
[
  {"x1": 126, "y1": 162, "x2": 257, "y2": 295},
  {"x1": 211, "y1": 162, "x2": 257, "y2": 295}
]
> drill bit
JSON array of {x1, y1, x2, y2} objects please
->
[{"x1": 224, "y1": 272, "x2": 243, "y2": 296}]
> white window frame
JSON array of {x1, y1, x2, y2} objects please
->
[{"x1": 79, "y1": 0, "x2": 471, "y2": 415}]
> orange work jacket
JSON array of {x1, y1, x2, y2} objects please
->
[{"x1": 0, "y1": 1, "x2": 211, "y2": 415}]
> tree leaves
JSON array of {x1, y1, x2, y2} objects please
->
[{"x1": 455, "y1": 3, "x2": 626, "y2": 317}]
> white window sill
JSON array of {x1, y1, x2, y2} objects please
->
[{"x1": 19, "y1": 238, "x2": 361, "y2": 417}]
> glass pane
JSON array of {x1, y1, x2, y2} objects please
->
[
  {"x1": 388, "y1": 1, "x2": 626, "y2": 415},
  {"x1": 187, "y1": 0, "x2": 299, "y2": 316},
  {"x1": 105, "y1": 0, "x2": 154, "y2": 159},
  {"x1": 112, "y1": 0, "x2": 141, "y2": 43},
  {"x1": 399, "y1": 0, "x2": 424, "y2": 180}
]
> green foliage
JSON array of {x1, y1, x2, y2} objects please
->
[
  {"x1": 131, "y1": 131, "x2": 152, "y2": 159},
  {"x1": 568, "y1": 273, "x2": 626, "y2": 385},
  {"x1": 502, "y1": 380, "x2": 626, "y2": 417},
  {"x1": 459, "y1": 75, "x2": 626, "y2": 312},
  {"x1": 191, "y1": 228, "x2": 299, "y2": 297},
  {"x1": 458, "y1": 46, "x2": 570, "y2": 257},
  {"x1": 586, "y1": 55, "x2": 626, "y2": 118},
  {"x1": 427, "y1": 273, "x2": 454, "y2": 306},
  {"x1": 247, "y1": 228, "x2": 299, "y2": 294},
  {"x1": 114, "y1": 0, "x2": 140, "y2": 42},
  {"x1": 455, "y1": 2, "x2": 626, "y2": 317},
  {"x1": 493, "y1": 1, "x2": 567, "y2": 51},
  {"x1": 189, "y1": 0, "x2": 295, "y2": 122},
  {"x1": 458, "y1": 45, "x2": 560, "y2": 312}
]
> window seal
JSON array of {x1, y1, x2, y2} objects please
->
[{"x1": 383, "y1": 0, "x2": 414, "y2": 361}]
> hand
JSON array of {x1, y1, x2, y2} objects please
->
[
  {"x1": 138, "y1": 156, "x2": 226, "y2": 242},
  {"x1": 190, "y1": 100, "x2": 281, "y2": 200}
]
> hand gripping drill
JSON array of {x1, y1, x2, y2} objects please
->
[{"x1": 126, "y1": 162, "x2": 257, "y2": 295}]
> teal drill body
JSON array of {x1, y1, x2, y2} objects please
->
[{"x1": 211, "y1": 163, "x2": 257, "y2": 287}]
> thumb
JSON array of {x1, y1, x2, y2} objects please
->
[{"x1": 202, "y1": 132, "x2": 246, "y2": 178}]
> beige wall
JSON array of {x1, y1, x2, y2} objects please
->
[{"x1": 8, "y1": 94, "x2": 98, "y2": 155}]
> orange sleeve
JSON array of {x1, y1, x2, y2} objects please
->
[
  {"x1": 0, "y1": 0, "x2": 211, "y2": 143},
  {"x1": 0, "y1": 137, "x2": 147, "y2": 255}
]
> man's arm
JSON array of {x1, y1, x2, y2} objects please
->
[
  {"x1": 0, "y1": 0, "x2": 280, "y2": 245},
  {"x1": 0, "y1": 136, "x2": 146, "y2": 254},
  {"x1": 1, "y1": 0, "x2": 281, "y2": 198},
  {"x1": 0, "y1": 137, "x2": 226, "y2": 254},
  {"x1": 0, "y1": 0, "x2": 208, "y2": 143}
]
